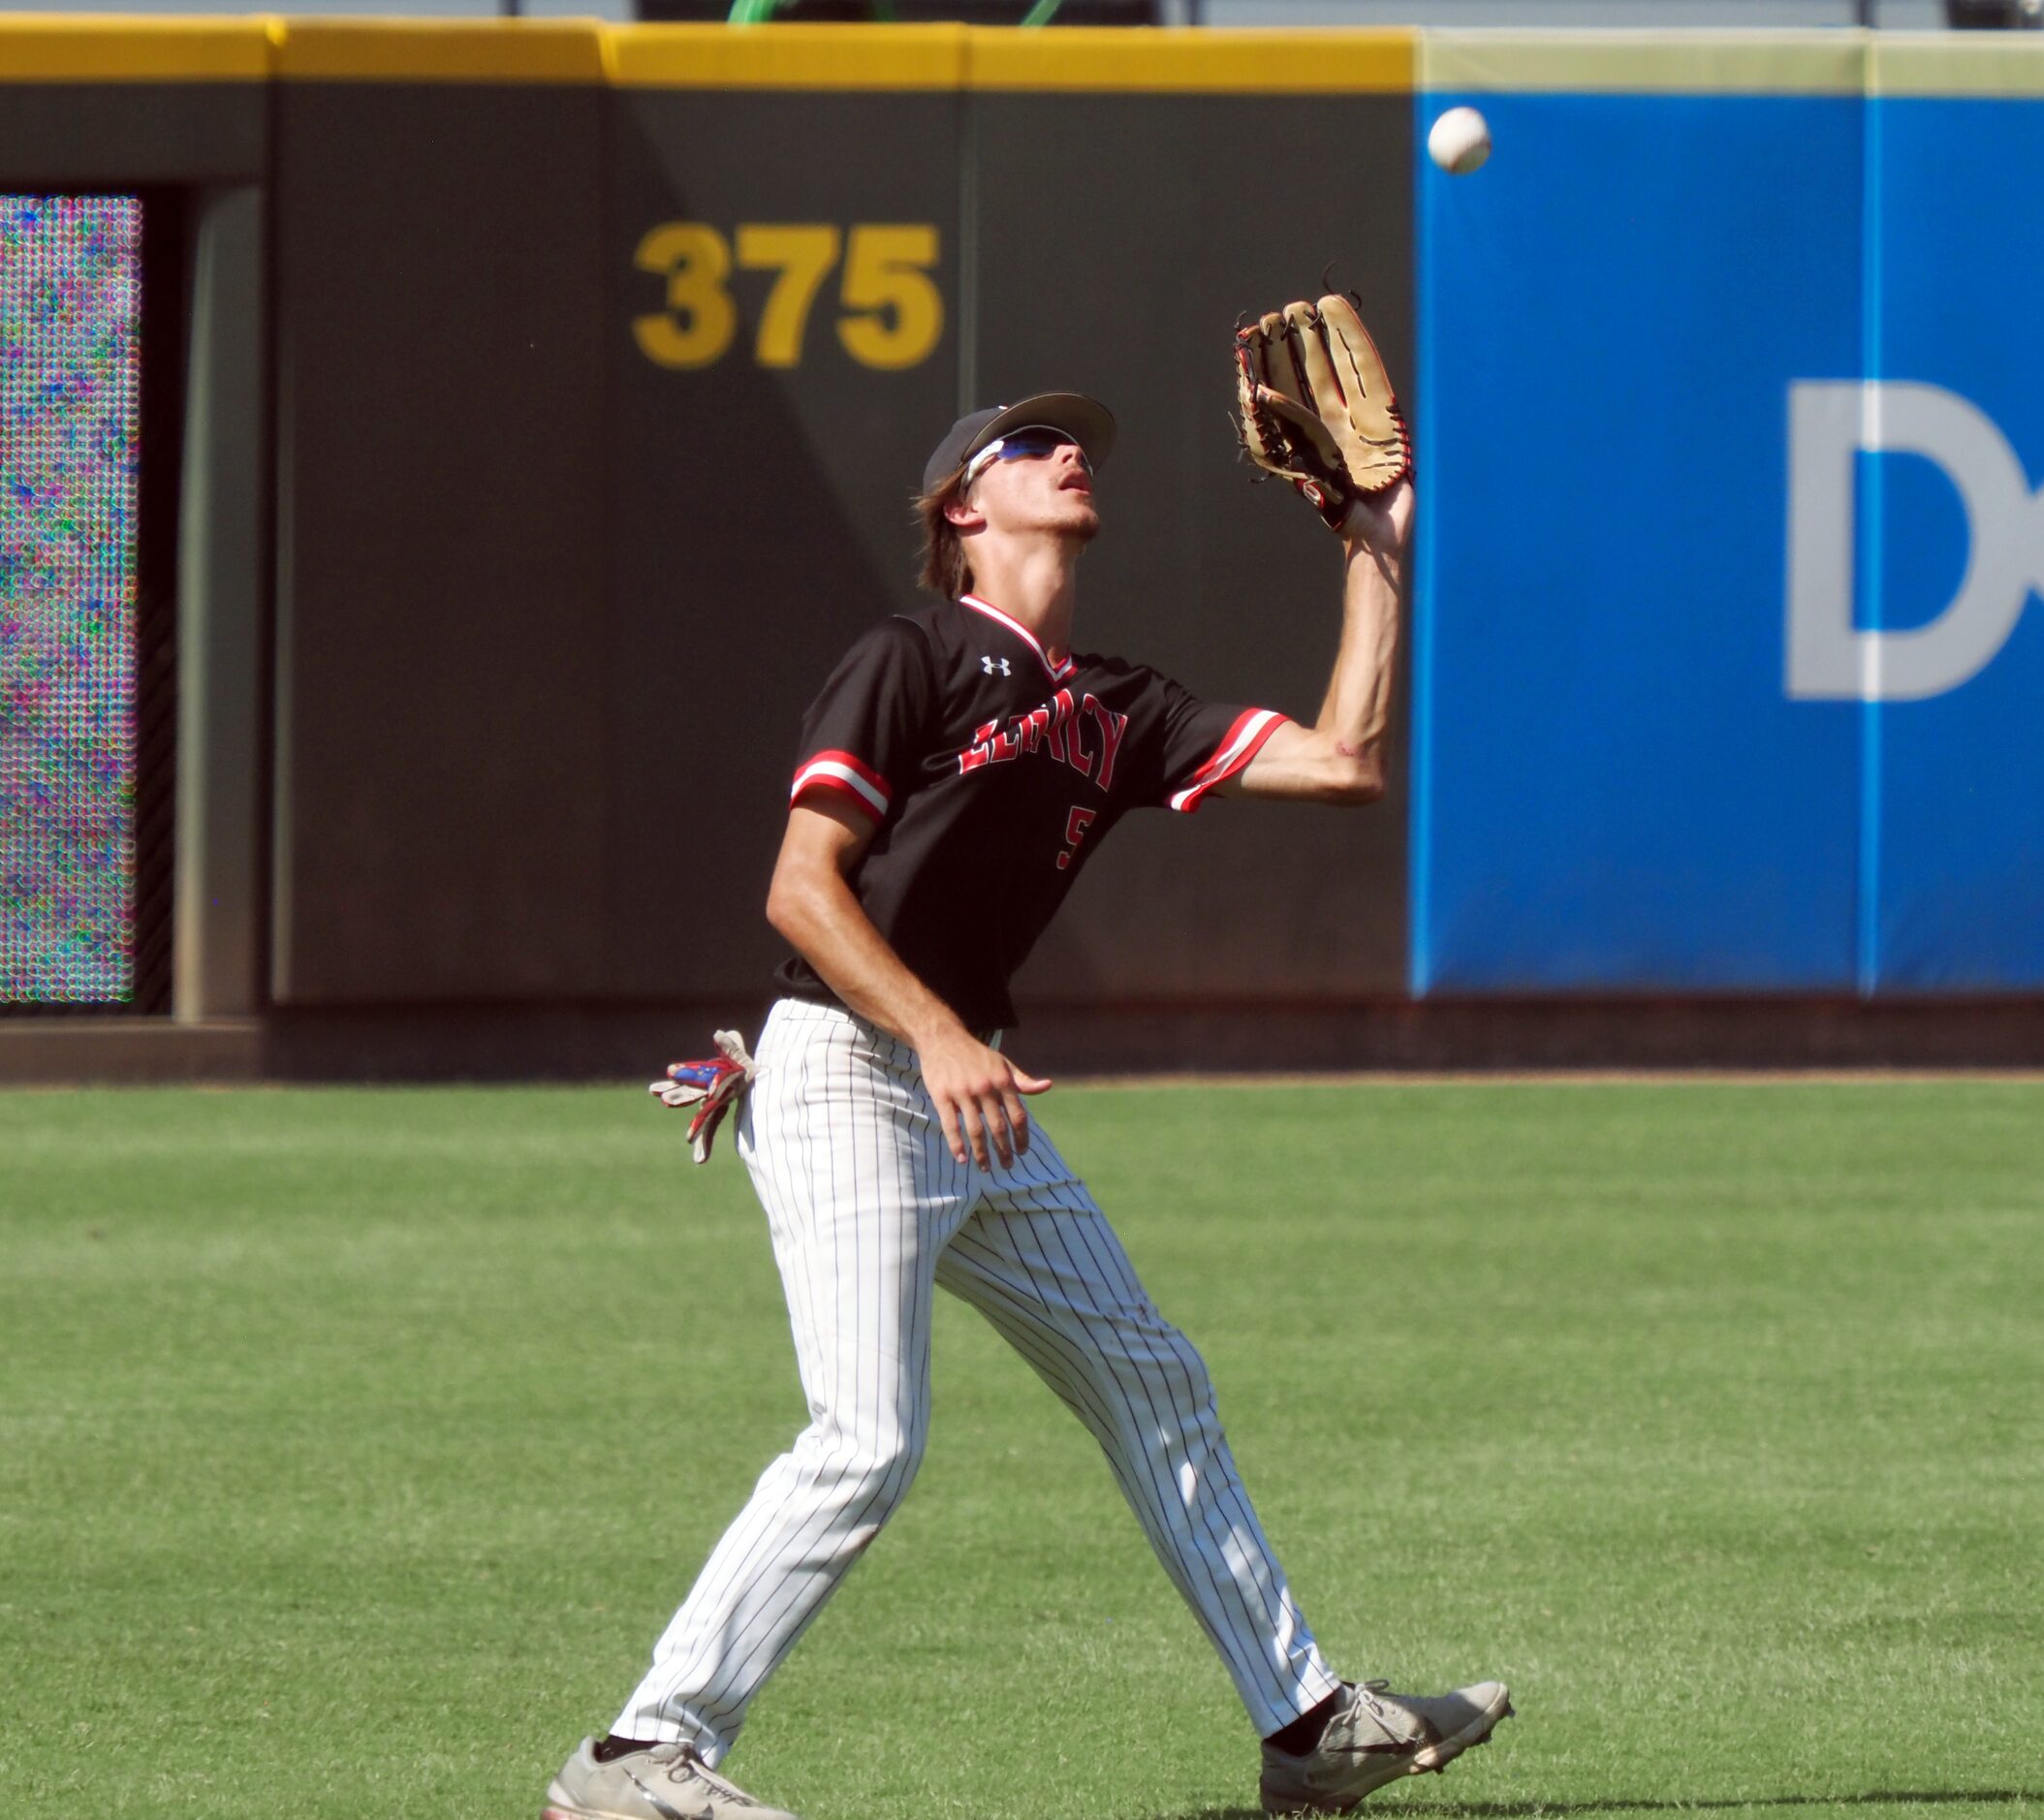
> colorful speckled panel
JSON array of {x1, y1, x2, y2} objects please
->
[{"x1": 1, "y1": 196, "x2": 141, "y2": 1005}]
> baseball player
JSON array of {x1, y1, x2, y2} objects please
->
[{"x1": 545, "y1": 300, "x2": 1509, "y2": 1820}]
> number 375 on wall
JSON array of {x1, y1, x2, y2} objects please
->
[{"x1": 633, "y1": 222, "x2": 943, "y2": 372}]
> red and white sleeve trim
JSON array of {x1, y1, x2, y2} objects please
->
[
  {"x1": 791, "y1": 748, "x2": 891, "y2": 822},
  {"x1": 1168, "y1": 709, "x2": 1287, "y2": 813}
]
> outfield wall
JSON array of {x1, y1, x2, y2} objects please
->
[
  {"x1": 2, "y1": 20, "x2": 1421, "y2": 1044},
  {"x1": 3, "y1": 20, "x2": 2043, "y2": 1075},
  {"x1": 1417, "y1": 33, "x2": 2044, "y2": 996}
]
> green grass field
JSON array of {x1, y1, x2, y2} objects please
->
[{"x1": 3, "y1": 1081, "x2": 2040, "y2": 1820}]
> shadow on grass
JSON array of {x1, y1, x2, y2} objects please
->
[{"x1": 1166, "y1": 1795, "x2": 2044, "y2": 1820}]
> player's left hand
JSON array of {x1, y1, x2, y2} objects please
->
[{"x1": 1235, "y1": 293, "x2": 1411, "y2": 532}]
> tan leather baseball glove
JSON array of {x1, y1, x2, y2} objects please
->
[{"x1": 1235, "y1": 294, "x2": 1410, "y2": 531}]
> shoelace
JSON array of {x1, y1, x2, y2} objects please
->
[
  {"x1": 662, "y1": 1745, "x2": 762, "y2": 1808},
  {"x1": 1346, "y1": 1680, "x2": 1428, "y2": 1749},
  {"x1": 1371, "y1": 1679, "x2": 1450, "y2": 1750}
]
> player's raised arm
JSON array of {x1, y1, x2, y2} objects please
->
[
  {"x1": 1222, "y1": 292, "x2": 1412, "y2": 806},
  {"x1": 1224, "y1": 477, "x2": 1408, "y2": 805}
]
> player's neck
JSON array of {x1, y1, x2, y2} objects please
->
[{"x1": 966, "y1": 536, "x2": 1082, "y2": 665}]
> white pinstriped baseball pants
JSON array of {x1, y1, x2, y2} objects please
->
[{"x1": 614, "y1": 997, "x2": 1339, "y2": 1761}]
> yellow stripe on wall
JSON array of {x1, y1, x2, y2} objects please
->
[
  {"x1": 610, "y1": 23, "x2": 967, "y2": 91},
  {"x1": 273, "y1": 19, "x2": 606, "y2": 84},
  {"x1": 0, "y1": 17, "x2": 1410, "y2": 94},
  {"x1": 1421, "y1": 29, "x2": 1865, "y2": 96},
  {"x1": 968, "y1": 28, "x2": 1412, "y2": 95},
  {"x1": 0, "y1": 16, "x2": 272, "y2": 83},
  {"x1": 610, "y1": 24, "x2": 1411, "y2": 94}
]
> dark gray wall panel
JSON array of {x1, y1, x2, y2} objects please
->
[
  {"x1": 264, "y1": 77, "x2": 1408, "y2": 1016},
  {"x1": 270, "y1": 82, "x2": 611, "y2": 1003},
  {"x1": 0, "y1": 85, "x2": 266, "y2": 185},
  {"x1": 605, "y1": 88, "x2": 962, "y2": 1001},
  {"x1": 970, "y1": 92, "x2": 1413, "y2": 1006}
]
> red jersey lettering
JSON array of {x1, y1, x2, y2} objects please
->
[
  {"x1": 1066, "y1": 697, "x2": 1095, "y2": 780},
  {"x1": 1085, "y1": 695, "x2": 1129, "y2": 792},
  {"x1": 1046, "y1": 688, "x2": 1074, "y2": 765}
]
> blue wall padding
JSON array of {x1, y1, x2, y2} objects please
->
[
  {"x1": 1870, "y1": 97, "x2": 2044, "y2": 990},
  {"x1": 1414, "y1": 84, "x2": 2044, "y2": 995},
  {"x1": 1416, "y1": 92, "x2": 1865, "y2": 991}
]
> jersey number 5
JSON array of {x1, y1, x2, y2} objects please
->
[{"x1": 1056, "y1": 807, "x2": 1097, "y2": 871}]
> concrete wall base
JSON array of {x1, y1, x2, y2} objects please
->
[
  {"x1": 8, "y1": 999, "x2": 2044, "y2": 1084},
  {"x1": 0, "y1": 1019, "x2": 266, "y2": 1084}
]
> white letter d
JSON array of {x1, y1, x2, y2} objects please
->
[{"x1": 1786, "y1": 381, "x2": 2042, "y2": 701}]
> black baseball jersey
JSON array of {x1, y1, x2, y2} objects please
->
[{"x1": 776, "y1": 592, "x2": 1286, "y2": 1031}]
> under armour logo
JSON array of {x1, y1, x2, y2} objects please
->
[{"x1": 981, "y1": 655, "x2": 1012, "y2": 675}]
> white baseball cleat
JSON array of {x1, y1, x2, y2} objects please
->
[
  {"x1": 1258, "y1": 1678, "x2": 1513, "y2": 1814},
  {"x1": 542, "y1": 1737, "x2": 801, "y2": 1820}
]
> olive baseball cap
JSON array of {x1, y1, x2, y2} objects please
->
[{"x1": 922, "y1": 392, "x2": 1117, "y2": 495}]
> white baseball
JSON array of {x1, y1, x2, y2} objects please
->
[{"x1": 1428, "y1": 106, "x2": 1492, "y2": 175}]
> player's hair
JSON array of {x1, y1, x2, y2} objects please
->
[{"x1": 914, "y1": 464, "x2": 974, "y2": 601}]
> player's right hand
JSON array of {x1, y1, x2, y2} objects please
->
[{"x1": 917, "y1": 1025, "x2": 1053, "y2": 1172}]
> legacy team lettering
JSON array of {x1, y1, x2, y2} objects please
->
[{"x1": 958, "y1": 688, "x2": 1129, "y2": 793}]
